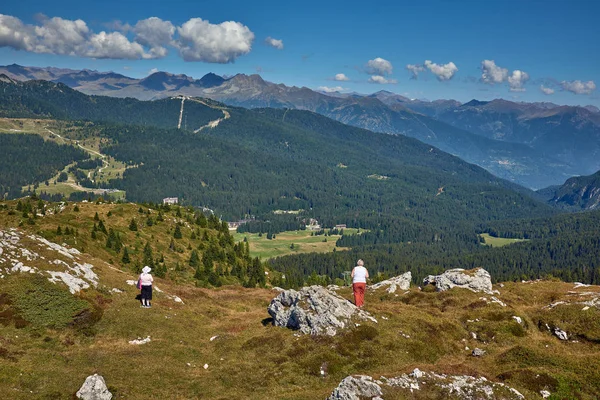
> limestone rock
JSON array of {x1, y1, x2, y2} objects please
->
[
  {"x1": 554, "y1": 327, "x2": 568, "y2": 340},
  {"x1": 327, "y1": 375, "x2": 383, "y2": 400},
  {"x1": 76, "y1": 374, "x2": 112, "y2": 400},
  {"x1": 370, "y1": 272, "x2": 411, "y2": 293},
  {"x1": 423, "y1": 268, "x2": 493, "y2": 294},
  {"x1": 329, "y1": 369, "x2": 525, "y2": 400},
  {"x1": 268, "y1": 285, "x2": 377, "y2": 336}
]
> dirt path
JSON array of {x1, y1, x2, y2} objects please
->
[{"x1": 45, "y1": 127, "x2": 113, "y2": 191}]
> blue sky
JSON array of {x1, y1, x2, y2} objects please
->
[{"x1": 1, "y1": 0, "x2": 599, "y2": 106}]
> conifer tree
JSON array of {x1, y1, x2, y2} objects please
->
[
  {"x1": 174, "y1": 225, "x2": 182, "y2": 239},
  {"x1": 129, "y1": 218, "x2": 138, "y2": 231},
  {"x1": 189, "y1": 250, "x2": 200, "y2": 267},
  {"x1": 122, "y1": 246, "x2": 130, "y2": 264},
  {"x1": 142, "y1": 242, "x2": 155, "y2": 269}
]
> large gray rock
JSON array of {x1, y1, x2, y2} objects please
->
[
  {"x1": 328, "y1": 369, "x2": 525, "y2": 400},
  {"x1": 423, "y1": 268, "x2": 493, "y2": 294},
  {"x1": 327, "y1": 375, "x2": 383, "y2": 400},
  {"x1": 370, "y1": 272, "x2": 411, "y2": 293},
  {"x1": 76, "y1": 374, "x2": 112, "y2": 400},
  {"x1": 268, "y1": 285, "x2": 377, "y2": 336}
]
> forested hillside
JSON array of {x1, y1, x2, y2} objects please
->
[
  {"x1": 0, "y1": 78, "x2": 555, "y2": 230},
  {"x1": 0, "y1": 133, "x2": 87, "y2": 198}
]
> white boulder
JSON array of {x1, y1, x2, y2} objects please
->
[
  {"x1": 76, "y1": 374, "x2": 112, "y2": 400},
  {"x1": 268, "y1": 286, "x2": 377, "y2": 336},
  {"x1": 423, "y1": 268, "x2": 493, "y2": 294},
  {"x1": 370, "y1": 272, "x2": 411, "y2": 293}
]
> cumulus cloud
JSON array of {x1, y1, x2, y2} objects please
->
[
  {"x1": 264, "y1": 36, "x2": 283, "y2": 50},
  {"x1": 366, "y1": 57, "x2": 393, "y2": 75},
  {"x1": 133, "y1": 17, "x2": 175, "y2": 58},
  {"x1": 368, "y1": 75, "x2": 397, "y2": 84},
  {"x1": 424, "y1": 60, "x2": 458, "y2": 81},
  {"x1": 0, "y1": 14, "x2": 36, "y2": 51},
  {"x1": 481, "y1": 59, "x2": 509, "y2": 84},
  {"x1": 318, "y1": 86, "x2": 345, "y2": 93},
  {"x1": 0, "y1": 13, "x2": 255, "y2": 63},
  {"x1": 540, "y1": 85, "x2": 554, "y2": 95},
  {"x1": 508, "y1": 70, "x2": 529, "y2": 92},
  {"x1": 334, "y1": 73, "x2": 349, "y2": 81},
  {"x1": 406, "y1": 64, "x2": 424, "y2": 79},
  {"x1": 87, "y1": 31, "x2": 149, "y2": 59},
  {"x1": 176, "y1": 18, "x2": 254, "y2": 62},
  {"x1": 561, "y1": 80, "x2": 596, "y2": 95}
]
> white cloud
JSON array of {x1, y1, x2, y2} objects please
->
[
  {"x1": 133, "y1": 17, "x2": 175, "y2": 58},
  {"x1": 406, "y1": 64, "x2": 424, "y2": 79},
  {"x1": 176, "y1": 18, "x2": 254, "y2": 63},
  {"x1": 317, "y1": 86, "x2": 345, "y2": 93},
  {"x1": 148, "y1": 68, "x2": 159, "y2": 75},
  {"x1": 87, "y1": 31, "x2": 150, "y2": 59},
  {"x1": 366, "y1": 57, "x2": 393, "y2": 75},
  {"x1": 368, "y1": 75, "x2": 397, "y2": 84},
  {"x1": 0, "y1": 14, "x2": 36, "y2": 51},
  {"x1": 334, "y1": 73, "x2": 349, "y2": 81},
  {"x1": 481, "y1": 59, "x2": 508, "y2": 84},
  {"x1": 0, "y1": 13, "x2": 255, "y2": 63},
  {"x1": 424, "y1": 60, "x2": 458, "y2": 81},
  {"x1": 264, "y1": 36, "x2": 283, "y2": 50},
  {"x1": 507, "y1": 70, "x2": 529, "y2": 92},
  {"x1": 561, "y1": 80, "x2": 596, "y2": 95},
  {"x1": 32, "y1": 16, "x2": 89, "y2": 55},
  {"x1": 540, "y1": 85, "x2": 554, "y2": 95}
]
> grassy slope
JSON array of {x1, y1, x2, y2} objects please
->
[
  {"x1": 2, "y1": 268, "x2": 600, "y2": 399},
  {"x1": 0, "y1": 200, "x2": 598, "y2": 399}
]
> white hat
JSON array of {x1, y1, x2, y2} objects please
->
[{"x1": 142, "y1": 266, "x2": 151, "y2": 274}]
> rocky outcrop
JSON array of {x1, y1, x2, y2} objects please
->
[
  {"x1": 370, "y1": 272, "x2": 411, "y2": 293},
  {"x1": 423, "y1": 268, "x2": 493, "y2": 294},
  {"x1": 0, "y1": 229, "x2": 98, "y2": 293},
  {"x1": 328, "y1": 369, "x2": 525, "y2": 400},
  {"x1": 76, "y1": 374, "x2": 112, "y2": 400},
  {"x1": 268, "y1": 285, "x2": 377, "y2": 336},
  {"x1": 327, "y1": 375, "x2": 383, "y2": 400}
]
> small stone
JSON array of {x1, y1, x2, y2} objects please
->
[
  {"x1": 203, "y1": 364, "x2": 209, "y2": 370},
  {"x1": 472, "y1": 348, "x2": 485, "y2": 357},
  {"x1": 553, "y1": 328, "x2": 568, "y2": 341},
  {"x1": 540, "y1": 390, "x2": 551, "y2": 398}
]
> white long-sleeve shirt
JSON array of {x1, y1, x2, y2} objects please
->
[{"x1": 139, "y1": 273, "x2": 154, "y2": 286}]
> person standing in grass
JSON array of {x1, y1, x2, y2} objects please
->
[
  {"x1": 139, "y1": 266, "x2": 154, "y2": 308},
  {"x1": 351, "y1": 259, "x2": 369, "y2": 307}
]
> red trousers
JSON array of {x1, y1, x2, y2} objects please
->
[{"x1": 353, "y1": 282, "x2": 366, "y2": 307}]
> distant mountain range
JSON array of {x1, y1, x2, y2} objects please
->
[{"x1": 2, "y1": 64, "x2": 599, "y2": 189}]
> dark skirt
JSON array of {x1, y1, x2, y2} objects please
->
[{"x1": 141, "y1": 285, "x2": 152, "y2": 300}]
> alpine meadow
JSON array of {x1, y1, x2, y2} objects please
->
[{"x1": 1, "y1": 1, "x2": 600, "y2": 399}]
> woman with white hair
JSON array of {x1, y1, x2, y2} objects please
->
[
  {"x1": 139, "y1": 266, "x2": 154, "y2": 308},
  {"x1": 351, "y1": 259, "x2": 369, "y2": 307}
]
